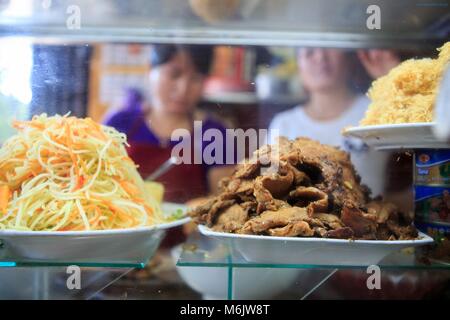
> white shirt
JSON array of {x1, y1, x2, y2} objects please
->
[{"x1": 268, "y1": 95, "x2": 389, "y2": 197}]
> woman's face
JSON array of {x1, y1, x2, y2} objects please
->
[
  {"x1": 149, "y1": 51, "x2": 205, "y2": 115},
  {"x1": 297, "y1": 48, "x2": 350, "y2": 92}
]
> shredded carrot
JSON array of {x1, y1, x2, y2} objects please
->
[
  {"x1": 143, "y1": 203, "x2": 154, "y2": 215},
  {"x1": 0, "y1": 114, "x2": 165, "y2": 231},
  {"x1": 12, "y1": 120, "x2": 45, "y2": 130},
  {"x1": 73, "y1": 175, "x2": 85, "y2": 191},
  {"x1": 119, "y1": 180, "x2": 140, "y2": 196},
  {"x1": 106, "y1": 202, "x2": 137, "y2": 225},
  {"x1": 0, "y1": 185, "x2": 11, "y2": 213}
]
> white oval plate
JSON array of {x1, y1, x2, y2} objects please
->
[
  {"x1": 343, "y1": 123, "x2": 449, "y2": 150},
  {"x1": 0, "y1": 203, "x2": 190, "y2": 265},
  {"x1": 198, "y1": 225, "x2": 433, "y2": 266}
]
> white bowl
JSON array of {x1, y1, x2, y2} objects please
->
[
  {"x1": 171, "y1": 241, "x2": 300, "y2": 300},
  {"x1": 0, "y1": 203, "x2": 190, "y2": 265},
  {"x1": 198, "y1": 225, "x2": 433, "y2": 266}
]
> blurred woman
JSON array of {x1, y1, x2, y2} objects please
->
[
  {"x1": 104, "y1": 44, "x2": 234, "y2": 204},
  {"x1": 269, "y1": 48, "x2": 387, "y2": 196},
  {"x1": 269, "y1": 48, "x2": 369, "y2": 144}
]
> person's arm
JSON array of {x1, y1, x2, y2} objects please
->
[
  {"x1": 207, "y1": 165, "x2": 236, "y2": 194},
  {"x1": 201, "y1": 119, "x2": 237, "y2": 194},
  {"x1": 102, "y1": 108, "x2": 141, "y2": 138}
]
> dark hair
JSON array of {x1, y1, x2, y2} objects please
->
[{"x1": 150, "y1": 44, "x2": 214, "y2": 75}]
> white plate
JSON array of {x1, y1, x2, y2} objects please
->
[
  {"x1": 343, "y1": 123, "x2": 449, "y2": 150},
  {"x1": 198, "y1": 225, "x2": 433, "y2": 266},
  {"x1": 0, "y1": 203, "x2": 190, "y2": 265}
]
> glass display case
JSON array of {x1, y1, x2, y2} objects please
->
[{"x1": 0, "y1": 0, "x2": 449, "y2": 300}]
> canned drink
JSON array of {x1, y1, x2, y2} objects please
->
[
  {"x1": 414, "y1": 149, "x2": 450, "y2": 187},
  {"x1": 414, "y1": 185, "x2": 450, "y2": 235}
]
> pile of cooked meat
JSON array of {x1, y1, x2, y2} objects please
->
[{"x1": 189, "y1": 137, "x2": 418, "y2": 240}]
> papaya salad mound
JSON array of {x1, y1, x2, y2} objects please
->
[
  {"x1": 189, "y1": 137, "x2": 418, "y2": 240},
  {"x1": 0, "y1": 114, "x2": 168, "y2": 231},
  {"x1": 360, "y1": 41, "x2": 449, "y2": 125}
]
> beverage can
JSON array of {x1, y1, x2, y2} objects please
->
[
  {"x1": 414, "y1": 185, "x2": 450, "y2": 235},
  {"x1": 414, "y1": 149, "x2": 450, "y2": 186}
]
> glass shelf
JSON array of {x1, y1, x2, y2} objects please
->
[
  {"x1": 176, "y1": 236, "x2": 450, "y2": 270},
  {"x1": 0, "y1": 260, "x2": 145, "y2": 268},
  {"x1": 0, "y1": 248, "x2": 200, "y2": 300},
  {"x1": 0, "y1": 0, "x2": 447, "y2": 47},
  {"x1": 0, "y1": 266, "x2": 134, "y2": 299},
  {"x1": 175, "y1": 235, "x2": 450, "y2": 299}
]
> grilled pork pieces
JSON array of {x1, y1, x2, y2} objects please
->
[{"x1": 189, "y1": 137, "x2": 418, "y2": 240}]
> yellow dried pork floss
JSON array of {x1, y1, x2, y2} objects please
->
[{"x1": 360, "y1": 42, "x2": 450, "y2": 126}]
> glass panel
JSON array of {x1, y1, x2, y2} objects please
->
[
  {"x1": 231, "y1": 268, "x2": 450, "y2": 299},
  {"x1": 0, "y1": 267, "x2": 133, "y2": 299},
  {"x1": 0, "y1": 261, "x2": 146, "y2": 268},
  {"x1": 0, "y1": 0, "x2": 449, "y2": 300},
  {"x1": 177, "y1": 235, "x2": 450, "y2": 270},
  {"x1": 0, "y1": 0, "x2": 447, "y2": 47}
]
